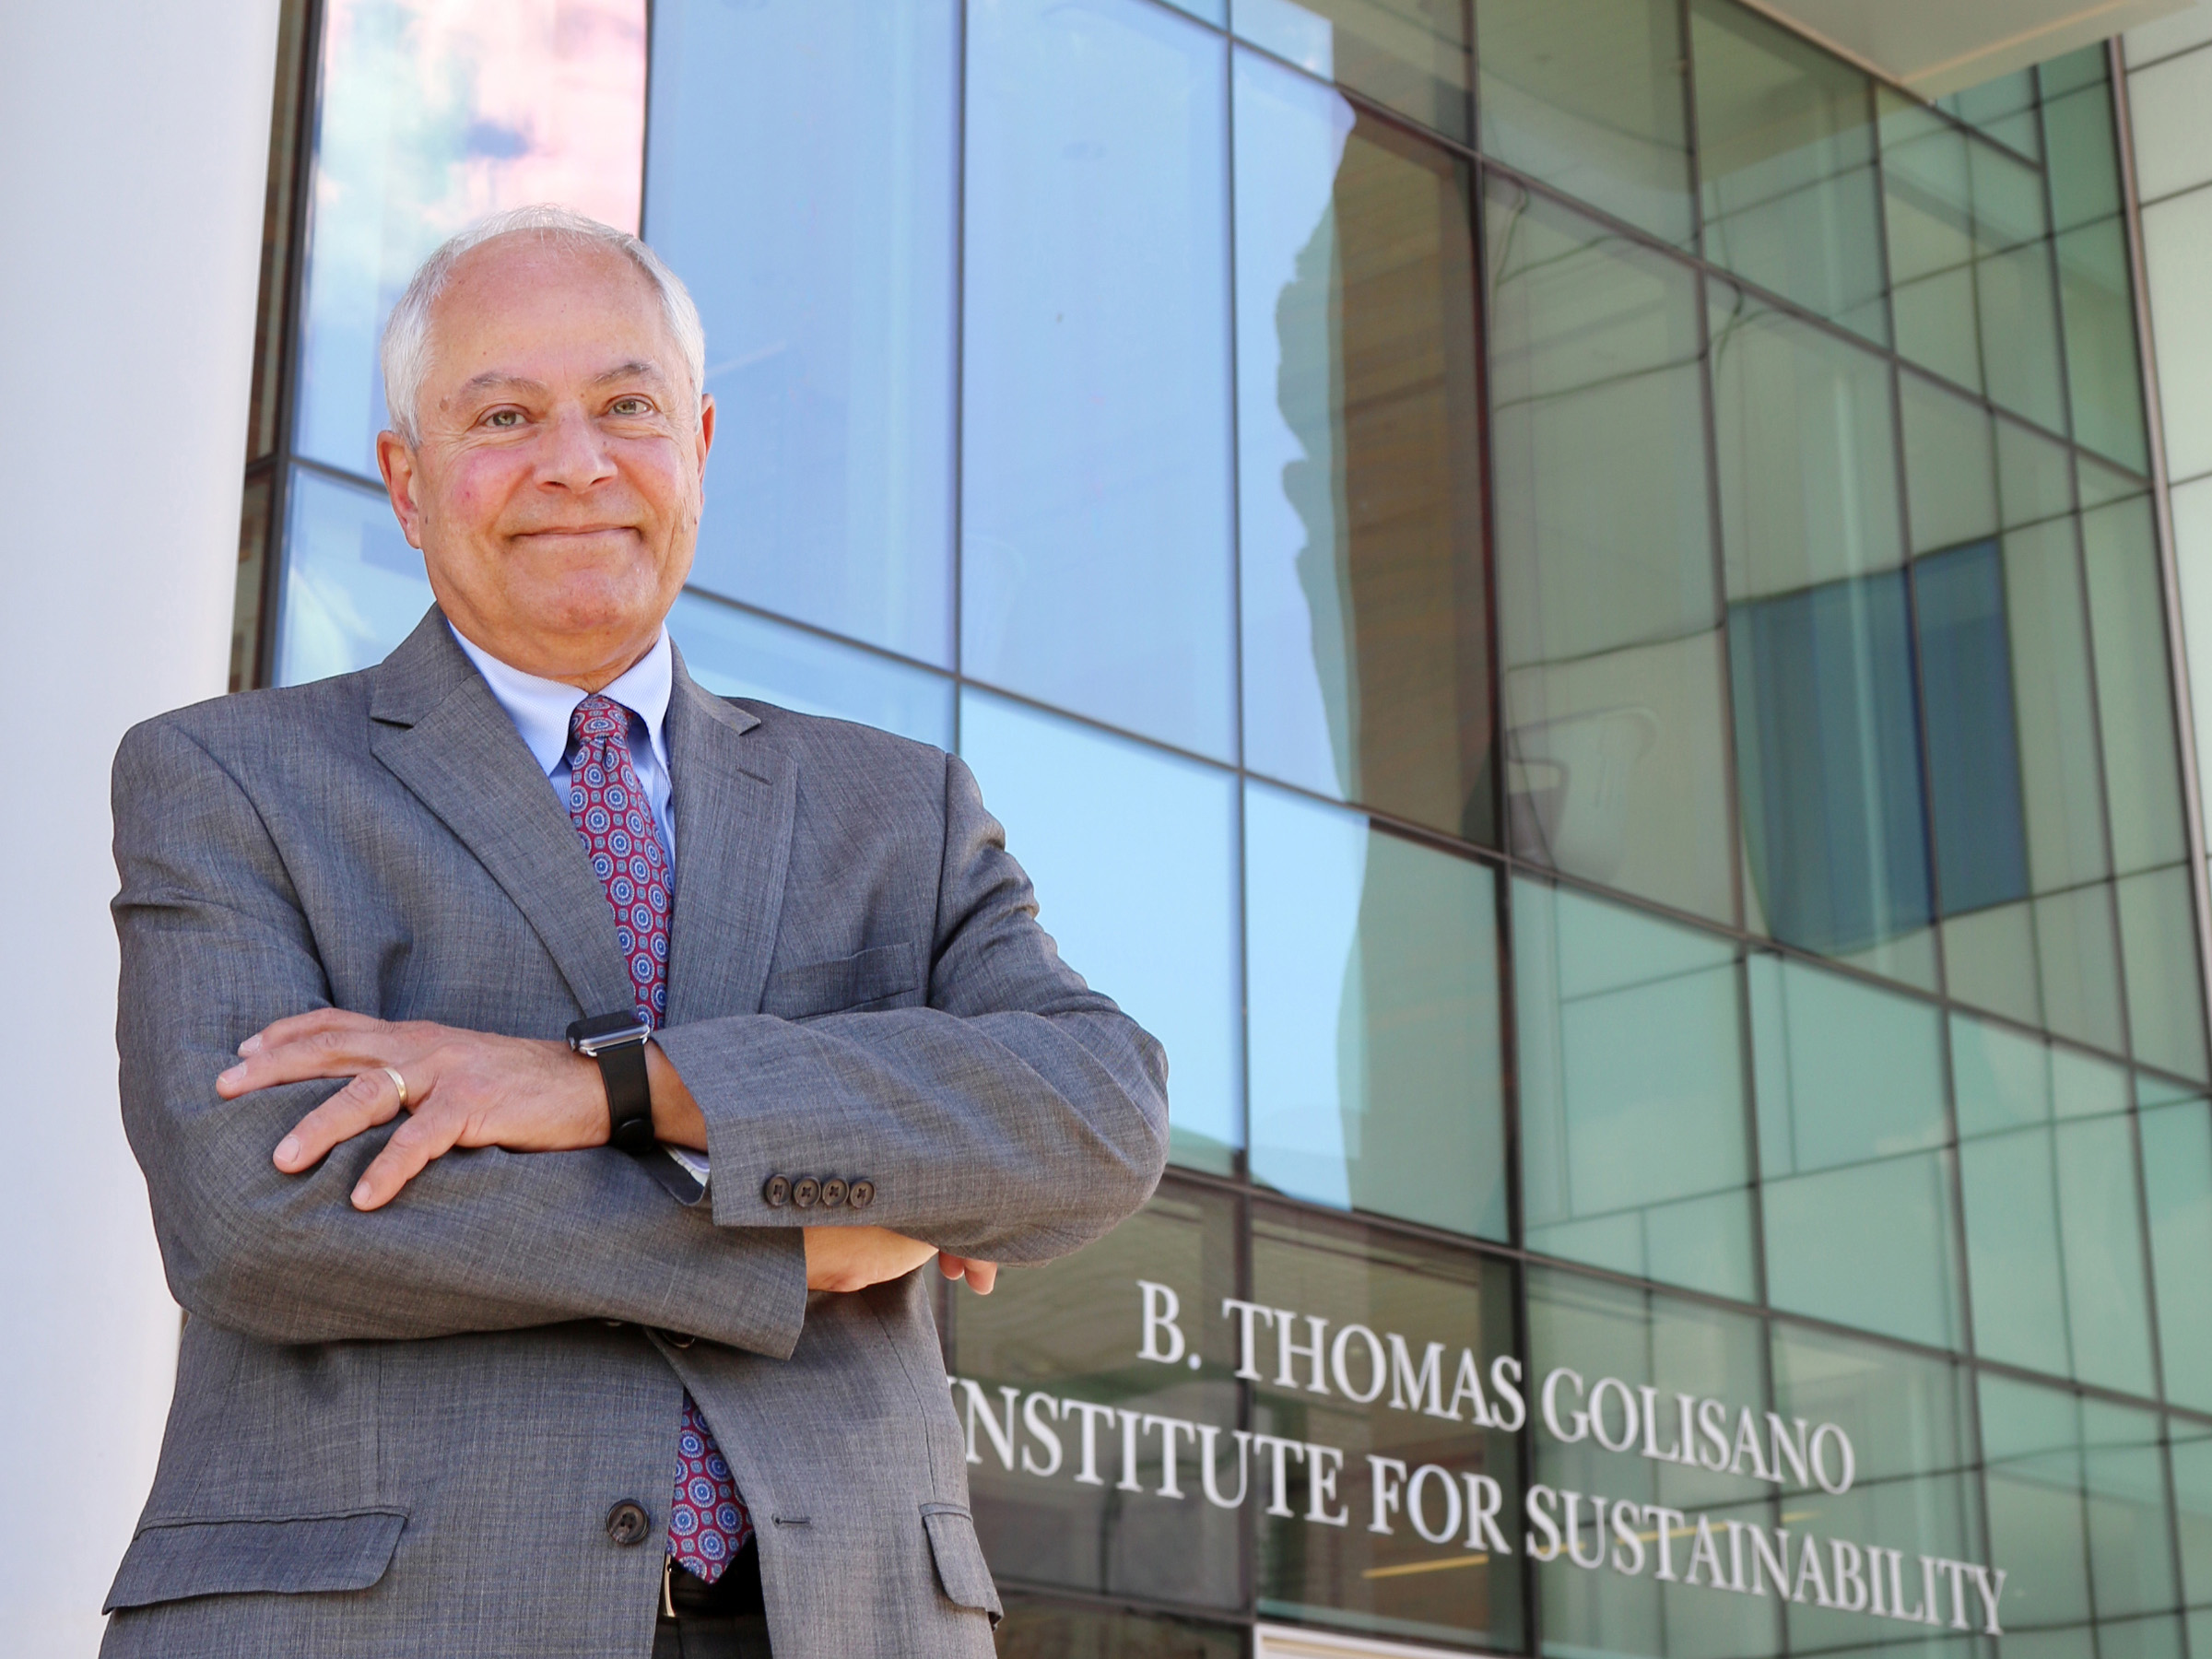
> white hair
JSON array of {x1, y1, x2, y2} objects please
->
[{"x1": 378, "y1": 204, "x2": 707, "y2": 446}]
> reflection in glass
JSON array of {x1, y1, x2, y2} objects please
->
[
  {"x1": 1878, "y1": 93, "x2": 2065, "y2": 430},
  {"x1": 1474, "y1": 0, "x2": 1693, "y2": 247},
  {"x1": 669, "y1": 595, "x2": 953, "y2": 748},
  {"x1": 1525, "y1": 1266, "x2": 1781, "y2": 1659},
  {"x1": 996, "y1": 1596, "x2": 1245, "y2": 1659},
  {"x1": 947, "y1": 1182, "x2": 1244, "y2": 1608},
  {"x1": 1235, "y1": 52, "x2": 1491, "y2": 843},
  {"x1": 1244, "y1": 782, "x2": 1506, "y2": 1239},
  {"x1": 1981, "y1": 1377, "x2": 2180, "y2": 1638},
  {"x1": 1512, "y1": 877, "x2": 1754, "y2": 1300},
  {"x1": 1710, "y1": 286, "x2": 1935, "y2": 985},
  {"x1": 1250, "y1": 1205, "x2": 1519, "y2": 1648},
  {"x1": 276, "y1": 465, "x2": 432, "y2": 685},
  {"x1": 1230, "y1": 0, "x2": 1472, "y2": 145},
  {"x1": 959, "y1": 691, "x2": 1244, "y2": 1173},
  {"x1": 962, "y1": 0, "x2": 1235, "y2": 759},
  {"x1": 2143, "y1": 1091, "x2": 2212, "y2": 1413},
  {"x1": 2058, "y1": 217, "x2": 2151, "y2": 471},
  {"x1": 1749, "y1": 954, "x2": 1964, "y2": 1349},
  {"x1": 2118, "y1": 865, "x2": 2211, "y2": 1082},
  {"x1": 1953, "y1": 1015, "x2": 2156, "y2": 1395},
  {"x1": 1689, "y1": 0, "x2": 1887, "y2": 343},
  {"x1": 294, "y1": 0, "x2": 647, "y2": 476},
  {"x1": 1487, "y1": 178, "x2": 1733, "y2": 924},
  {"x1": 646, "y1": 0, "x2": 956, "y2": 665}
]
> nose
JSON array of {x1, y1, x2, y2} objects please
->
[{"x1": 537, "y1": 404, "x2": 618, "y2": 493}]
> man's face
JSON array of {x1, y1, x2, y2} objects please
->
[{"x1": 376, "y1": 234, "x2": 714, "y2": 688}]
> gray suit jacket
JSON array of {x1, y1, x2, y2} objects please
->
[{"x1": 101, "y1": 609, "x2": 1169, "y2": 1657}]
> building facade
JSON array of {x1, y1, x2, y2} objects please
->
[{"x1": 229, "y1": 1, "x2": 2212, "y2": 1655}]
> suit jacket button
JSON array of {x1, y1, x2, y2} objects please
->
[
  {"x1": 606, "y1": 1500, "x2": 652, "y2": 1547},
  {"x1": 762, "y1": 1174, "x2": 791, "y2": 1208},
  {"x1": 791, "y1": 1176, "x2": 820, "y2": 1209},
  {"x1": 847, "y1": 1179, "x2": 875, "y2": 1210},
  {"x1": 818, "y1": 1177, "x2": 848, "y2": 1208}
]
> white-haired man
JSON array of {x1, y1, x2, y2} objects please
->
[{"x1": 100, "y1": 206, "x2": 1169, "y2": 1658}]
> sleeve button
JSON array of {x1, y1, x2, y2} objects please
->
[
  {"x1": 762, "y1": 1174, "x2": 791, "y2": 1208},
  {"x1": 606, "y1": 1500, "x2": 652, "y2": 1547},
  {"x1": 819, "y1": 1177, "x2": 848, "y2": 1208},
  {"x1": 847, "y1": 1179, "x2": 875, "y2": 1210},
  {"x1": 792, "y1": 1176, "x2": 820, "y2": 1209}
]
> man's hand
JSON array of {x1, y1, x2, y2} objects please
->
[
  {"x1": 803, "y1": 1229, "x2": 998, "y2": 1295},
  {"x1": 223, "y1": 1009, "x2": 615, "y2": 1211}
]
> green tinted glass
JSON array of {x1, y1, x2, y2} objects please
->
[
  {"x1": 1231, "y1": 0, "x2": 1472, "y2": 143},
  {"x1": 2044, "y1": 78, "x2": 2121, "y2": 234},
  {"x1": 1245, "y1": 783, "x2": 1507, "y2": 1239},
  {"x1": 1513, "y1": 877, "x2": 1753, "y2": 1300},
  {"x1": 2057, "y1": 217, "x2": 2151, "y2": 470},
  {"x1": 2118, "y1": 865, "x2": 2211, "y2": 1081},
  {"x1": 2173, "y1": 1414, "x2": 2212, "y2": 1602},
  {"x1": 1690, "y1": 0, "x2": 1886, "y2": 343},
  {"x1": 2140, "y1": 1096, "x2": 2212, "y2": 1409},
  {"x1": 1487, "y1": 177, "x2": 1733, "y2": 924},
  {"x1": 997, "y1": 1595, "x2": 1245, "y2": 1659},
  {"x1": 1475, "y1": 0, "x2": 1693, "y2": 245}
]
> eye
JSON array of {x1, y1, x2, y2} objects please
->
[
  {"x1": 609, "y1": 395, "x2": 652, "y2": 417},
  {"x1": 483, "y1": 408, "x2": 524, "y2": 429}
]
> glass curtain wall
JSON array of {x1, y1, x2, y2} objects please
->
[{"x1": 240, "y1": 0, "x2": 2212, "y2": 1653}]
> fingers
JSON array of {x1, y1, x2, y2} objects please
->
[
  {"x1": 347, "y1": 1104, "x2": 466, "y2": 1211},
  {"x1": 220, "y1": 1014, "x2": 413, "y2": 1099},
  {"x1": 935, "y1": 1254, "x2": 1000, "y2": 1295},
  {"x1": 273, "y1": 1066, "x2": 408, "y2": 1173}
]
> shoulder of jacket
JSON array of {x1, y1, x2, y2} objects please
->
[
  {"x1": 122, "y1": 673, "x2": 377, "y2": 764},
  {"x1": 724, "y1": 699, "x2": 948, "y2": 777}
]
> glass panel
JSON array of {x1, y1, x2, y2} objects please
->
[
  {"x1": 997, "y1": 1595, "x2": 1244, "y2": 1659},
  {"x1": 2034, "y1": 880, "x2": 2130, "y2": 1060},
  {"x1": 276, "y1": 465, "x2": 431, "y2": 686},
  {"x1": 2084, "y1": 494, "x2": 2189, "y2": 877},
  {"x1": 2051, "y1": 1113, "x2": 2159, "y2": 1395},
  {"x1": 1689, "y1": 0, "x2": 1887, "y2": 344},
  {"x1": 2057, "y1": 217, "x2": 2151, "y2": 472},
  {"x1": 294, "y1": 0, "x2": 648, "y2": 476},
  {"x1": 2044, "y1": 79, "x2": 2120, "y2": 234},
  {"x1": 1487, "y1": 177, "x2": 1734, "y2": 924},
  {"x1": 1945, "y1": 69, "x2": 2041, "y2": 159},
  {"x1": 1749, "y1": 953, "x2": 1964, "y2": 1348},
  {"x1": 945, "y1": 1182, "x2": 1244, "y2": 1608},
  {"x1": 668, "y1": 594, "x2": 953, "y2": 748},
  {"x1": 959, "y1": 691, "x2": 1244, "y2": 1174},
  {"x1": 1474, "y1": 0, "x2": 1695, "y2": 247},
  {"x1": 2177, "y1": 1417, "x2": 2212, "y2": 1605},
  {"x1": 1235, "y1": 52, "x2": 1493, "y2": 843},
  {"x1": 1512, "y1": 877, "x2": 1755, "y2": 1300},
  {"x1": 1249, "y1": 1205, "x2": 1521, "y2": 1648},
  {"x1": 645, "y1": 0, "x2": 956, "y2": 665},
  {"x1": 1959, "y1": 1123, "x2": 2073, "y2": 1379},
  {"x1": 1524, "y1": 1266, "x2": 1780, "y2": 1659},
  {"x1": 1879, "y1": 97, "x2": 2065, "y2": 431},
  {"x1": 961, "y1": 0, "x2": 1235, "y2": 759},
  {"x1": 2140, "y1": 1094, "x2": 2212, "y2": 1411},
  {"x1": 2117, "y1": 865, "x2": 2211, "y2": 1082},
  {"x1": 1244, "y1": 782, "x2": 1507, "y2": 1239},
  {"x1": 1230, "y1": 0, "x2": 1472, "y2": 145},
  {"x1": 1712, "y1": 285, "x2": 1936, "y2": 986}
]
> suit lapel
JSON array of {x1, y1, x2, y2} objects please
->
[
  {"x1": 663, "y1": 645, "x2": 795, "y2": 1024},
  {"x1": 367, "y1": 609, "x2": 636, "y2": 1019}
]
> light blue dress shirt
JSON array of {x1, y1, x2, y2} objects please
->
[{"x1": 451, "y1": 622, "x2": 708, "y2": 1187}]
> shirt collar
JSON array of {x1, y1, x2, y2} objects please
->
[{"x1": 448, "y1": 621, "x2": 674, "y2": 780}]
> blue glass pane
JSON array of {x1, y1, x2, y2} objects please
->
[
  {"x1": 276, "y1": 465, "x2": 432, "y2": 685},
  {"x1": 669, "y1": 595, "x2": 952, "y2": 749},
  {"x1": 962, "y1": 0, "x2": 1235, "y2": 759},
  {"x1": 1918, "y1": 539, "x2": 2031, "y2": 915},
  {"x1": 1730, "y1": 568, "x2": 1933, "y2": 958},
  {"x1": 959, "y1": 692, "x2": 1242, "y2": 1174},
  {"x1": 293, "y1": 0, "x2": 648, "y2": 475},
  {"x1": 1231, "y1": 0, "x2": 1472, "y2": 144},
  {"x1": 1245, "y1": 782, "x2": 1506, "y2": 1237},
  {"x1": 645, "y1": 0, "x2": 956, "y2": 665}
]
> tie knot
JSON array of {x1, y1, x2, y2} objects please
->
[{"x1": 570, "y1": 693, "x2": 629, "y2": 752}]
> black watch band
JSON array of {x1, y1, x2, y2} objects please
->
[{"x1": 568, "y1": 1012, "x2": 656, "y2": 1154}]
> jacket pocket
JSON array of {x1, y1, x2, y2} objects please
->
[
  {"x1": 919, "y1": 1503, "x2": 1002, "y2": 1623},
  {"x1": 104, "y1": 1511, "x2": 406, "y2": 1611},
  {"x1": 761, "y1": 941, "x2": 921, "y2": 1019}
]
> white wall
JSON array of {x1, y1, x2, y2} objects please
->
[
  {"x1": 2125, "y1": 5, "x2": 2212, "y2": 910},
  {"x1": 0, "y1": 0, "x2": 282, "y2": 1651}
]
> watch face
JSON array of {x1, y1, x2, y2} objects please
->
[{"x1": 570, "y1": 1012, "x2": 652, "y2": 1053}]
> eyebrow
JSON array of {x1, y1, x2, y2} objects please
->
[{"x1": 452, "y1": 361, "x2": 671, "y2": 401}]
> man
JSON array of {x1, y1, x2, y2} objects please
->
[{"x1": 102, "y1": 205, "x2": 1169, "y2": 1658}]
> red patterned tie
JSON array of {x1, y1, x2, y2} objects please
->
[{"x1": 566, "y1": 694, "x2": 753, "y2": 1581}]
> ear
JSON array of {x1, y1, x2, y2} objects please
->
[{"x1": 377, "y1": 429, "x2": 427, "y2": 549}]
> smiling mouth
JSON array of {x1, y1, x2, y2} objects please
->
[{"x1": 512, "y1": 525, "x2": 637, "y2": 539}]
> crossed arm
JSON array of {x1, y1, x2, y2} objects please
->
[
  {"x1": 220, "y1": 1006, "x2": 997, "y2": 1293},
  {"x1": 113, "y1": 718, "x2": 1169, "y2": 1355}
]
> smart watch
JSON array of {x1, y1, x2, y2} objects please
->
[{"x1": 567, "y1": 1012, "x2": 656, "y2": 1154}]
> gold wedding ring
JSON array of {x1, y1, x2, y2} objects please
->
[{"x1": 380, "y1": 1065, "x2": 410, "y2": 1110}]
